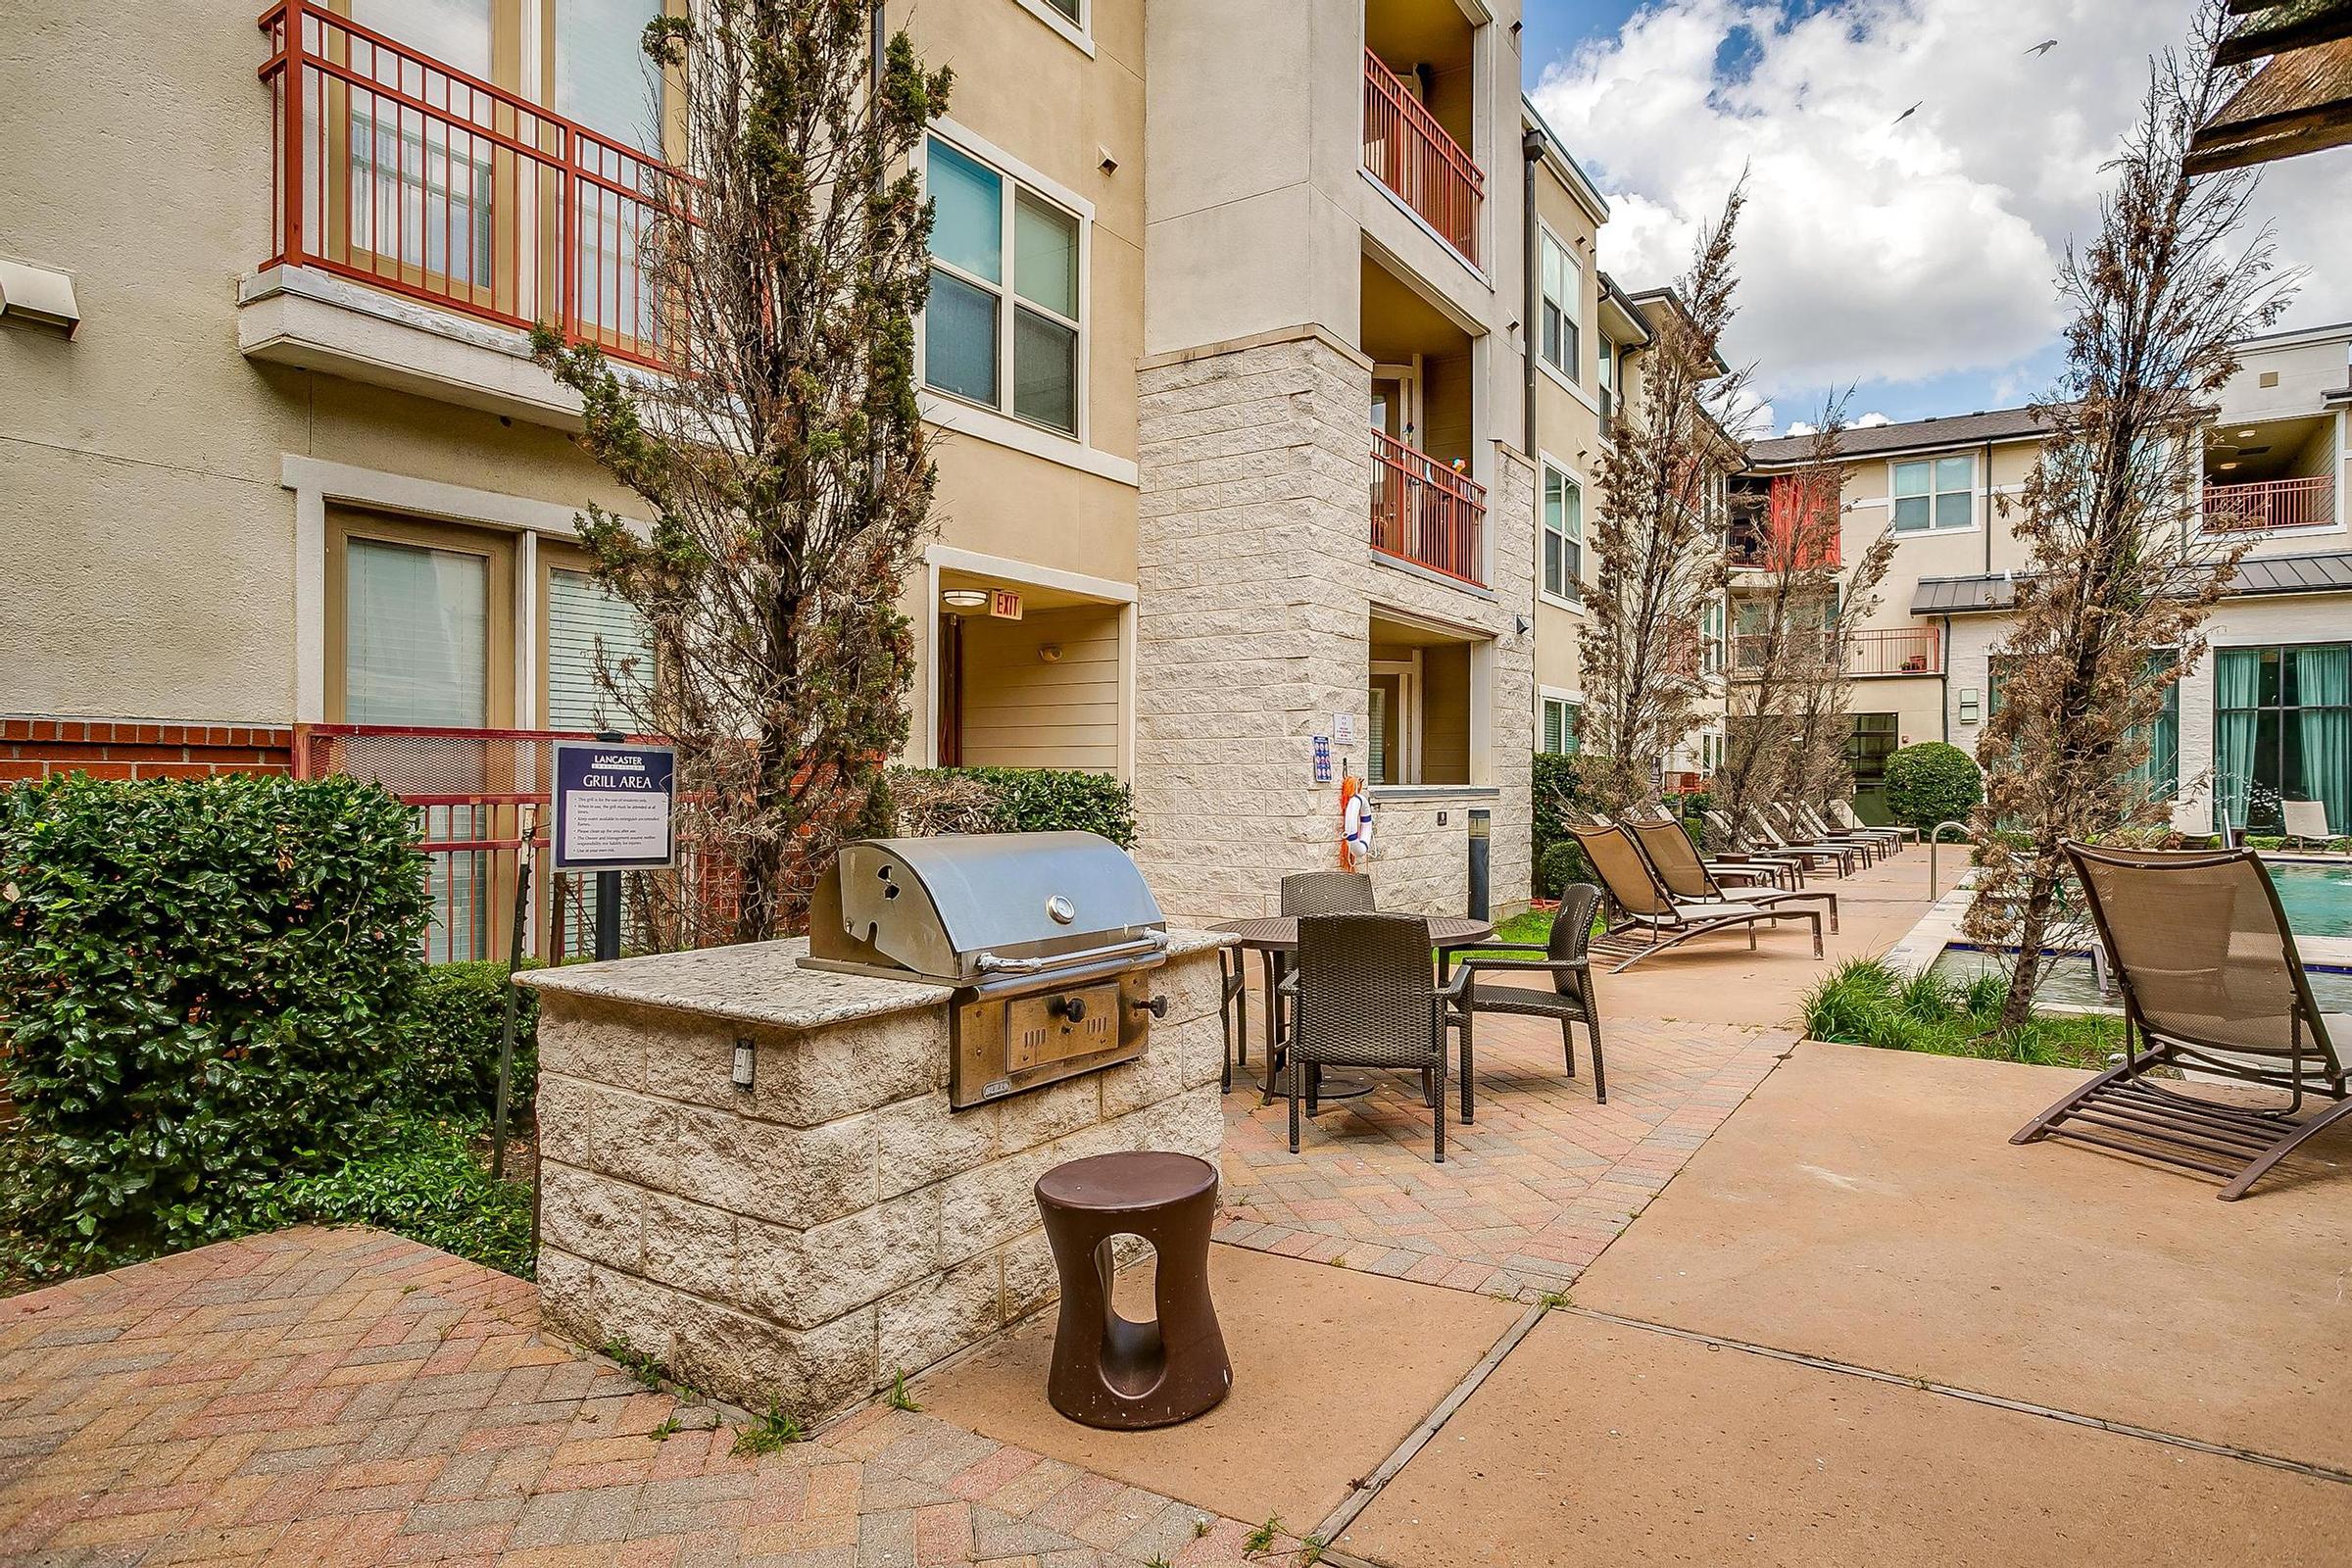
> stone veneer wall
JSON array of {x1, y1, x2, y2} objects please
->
[
  {"x1": 1133, "y1": 324, "x2": 1536, "y2": 921},
  {"x1": 529, "y1": 938, "x2": 1228, "y2": 1425}
]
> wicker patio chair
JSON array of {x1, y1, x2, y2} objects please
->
[
  {"x1": 1567, "y1": 822, "x2": 1823, "y2": 972},
  {"x1": 2013, "y1": 842, "x2": 2352, "y2": 1200},
  {"x1": 1624, "y1": 816, "x2": 1839, "y2": 935},
  {"x1": 1287, "y1": 912, "x2": 1467, "y2": 1163},
  {"x1": 1218, "y1": 943, "x2": 1247, "y2": 1093},
  {"x1": 1448, "y1": 884, "x2": 1606, "y2": 1117},
  {"x1": 1829, "y1": 797, "x2": 1918, "y2": 846},
  {"x1": 1255, "y1": 870, "x2": 1384, "y2": 1103}
]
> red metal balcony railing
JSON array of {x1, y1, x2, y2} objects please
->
[
  {"x1": 1362, "y1": 49, "x2": 1484, "y2": 265},
  {"x1": 1370, "y1": 431, "x2": 1485, "y2": 584},
  {"x1": 258, "y1": 0, "x2": 678, "y2": 370},
  {"x1": 2203, "y1": 475, "x2": 2335, "y2": 533}
]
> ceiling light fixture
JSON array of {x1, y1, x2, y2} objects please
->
[{"x1": 941, "y1": 588, "x2": 989, "y2": 610}]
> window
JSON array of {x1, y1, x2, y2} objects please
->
[
  {"x1": 1539, "y1": 228, "x2": 1581, "y2": 383},
  {"x1": 1847, "y1": 713, "x2": 1899, "y2": 813},
  {"x1": 1542, "y1": 464, "x2": 1583, "y2": 601},
  {"x1": 2215, "y1": 644, "x2": 2350, "y2": 834},
  {"x1": 344, "y1": 535, "x2": 494, "y2": 727},
  {"x1": 1891, "y1": 455, "x2": 1975, "y2": 533},
  {"x1": 1596, "y1": 331, "x2": 1616, "y2": 414},
  {"x1": 546, "y1": 567, "x2": 655, "y2": 731},
  {"x1": 1043, "y1": 0, "x2": 1082, "y2": 19},
  {"x1": 1699, "y1": 730, "x2": 1723, "y2": 774},
  {"x1": 923, "y1": 136, "x2": 1083, "y2": 436},
  {"x1": 1543, "y1": 696, "x2": 1582, "y2": 756},
  {"x1": 1701, "y1": 601, "x2": 1725, "y2": 674}
]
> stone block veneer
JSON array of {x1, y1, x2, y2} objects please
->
[{"x1": 520, "y1": 933, "x2": 1229, "y2": 1425}]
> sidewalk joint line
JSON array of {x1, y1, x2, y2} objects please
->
[
  {"x1": 1311, "y1": 1302, "x2": 1550, "y2": 1548},
  {"x1": 1566, "y1": 1304, "x2": 2352, "y2": 1488}
]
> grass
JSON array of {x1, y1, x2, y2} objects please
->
[
  {"x1": 1801, "y1": 957, "x2": 2126, "y2": 1070},
  {"x1": 1446, "y1": 906, "x2": 1602, "y2": 964},
  {"x1": 885, "y1": 1369, "x2": 920, "y2": 1412},
  {"x1": 731, "y1": 1404, "x2": 805, "y2": 1455}
]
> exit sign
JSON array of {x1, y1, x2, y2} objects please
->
[{"x1": 990, "y1": 588, "x2": 1023, "y2": 620}]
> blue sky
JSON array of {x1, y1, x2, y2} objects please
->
[{"x1": 1519, "y1": 1, "x2": 2349, "y2": 433}]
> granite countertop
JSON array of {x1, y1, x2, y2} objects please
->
[{"x1": 517, "y1": 928, "x2": 1234, "y2": 1032}]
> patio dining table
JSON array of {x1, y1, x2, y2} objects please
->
[{"x1": 1211, "y1": 913, "x2": 1496, "y2": 1102}]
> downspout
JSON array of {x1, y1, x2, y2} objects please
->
[
  {"x1": 1940, "y1": 613, "x2": 1953, "y2": 743},
  {"x1": 1522, "y1": 127, "x2": 1544, "y2": 465}
]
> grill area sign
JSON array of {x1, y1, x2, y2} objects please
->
[{"x1": 551, "y1": 740, "x2": 677, "y2": 872}]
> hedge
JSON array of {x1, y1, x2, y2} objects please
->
[
  {"x1": 893, "y1": 767, "x2": 1135, "y2": 847},
  {"x1": 1532, "y1": 752, "x2": 1585, "y2": 888},
  {"x1": 1883, "y1": 742, "x2": 1984, "y2": 832},
  {"x1": 0, "y1": 774, "x2": 431, "y2": 1272},
  {"x1": 395, "y1": 960, "x2": 541, "y2": 1122}
]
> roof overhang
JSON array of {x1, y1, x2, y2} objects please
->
[{"x1": 1913, "y1": 549, "x2": 2352, "y2": 615}]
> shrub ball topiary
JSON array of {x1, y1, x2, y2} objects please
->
[
  {"x1": 1882, "y1": 742, "x2": 1984, "y2": 831},
  {"x1": 0, "y1": 773, "x2": 431, "y2": 1272}
]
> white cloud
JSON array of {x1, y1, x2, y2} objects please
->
[
  {"x1": 1530, "y1": 1, "x2": 2349, "y2": 403},
  {"x1": 1855, "y1": 412, "x2": 1892, "y2": 427}
]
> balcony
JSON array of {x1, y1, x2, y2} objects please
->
[
  {"x1": 1730, "y1": 625, "x2": 1941, "y2": 679},
  {"x1": 2203, "y1": 475, "x2": 2336, "y2": 533},
  {"x1": 1370, "y1": 429, "x2": 1485, "y2": 585},
  {"x1": 1362, "y1": 49, "x2": 1483, "y2": 265},
  {"x1": 250, "y1": 0, "x2": 678, "y2": 415}
]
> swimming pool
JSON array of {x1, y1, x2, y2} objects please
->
[
  {"x1": 2264, "y1": 860, "x2": 2352, "y2": 939},
  {"x1": 1927, "y1": 945, "x2": 2352, "y2": 1014}
]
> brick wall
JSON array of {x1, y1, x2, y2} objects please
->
[{"x1": 0, "y1": 717, "x2": 296, "y2": 784}]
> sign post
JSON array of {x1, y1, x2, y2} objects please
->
[{"x1": 552, "y1": 735, "x2": 678, "y2": 961}]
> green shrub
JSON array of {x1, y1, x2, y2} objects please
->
[
  {"x1": 1532, "y1": 752, "x2": 1586, "y2": 885},
  {"x1": 892, "y1": 767, "x2": 1135, "y2": 847},
  {"x1": 396, "y1": 960, "x2": 540, "y2": 1121},
  {"x1": 1882, "y1": 742, "x2": 1983, "y2": 831},
  {"x1": 274, "y1": 1113, "x2": 535, "y2": 1279},
  {"x1": 1801, "y1": 956, "x2": 2122, "y2": 1070},
  {"x1": 0, "y1": 774, "x2": 430, "y2": 1273},
  {"x1": 1536, "y1": 841, "x2": 1589, "y2": 901}
]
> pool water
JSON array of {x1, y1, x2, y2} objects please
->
[
  {"x1": 2266, "y1": 861, "x2": 2352, "y2": 939},
  {"x1": 1929, "y1": 948, "x2": 2352, "y2": 1015}
]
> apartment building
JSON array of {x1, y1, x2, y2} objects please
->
[
  {"x1": 1, "y1": 0, "x2": 1645, "y2": 944},
  {"x1": 1740, "y1": 320, "x2": 2352, "y2": 835}
]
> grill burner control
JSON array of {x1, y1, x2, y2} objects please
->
[
  {"x1": 1052, "y1": 996, "x2": 1088, "y2": 1023},
  {"x1": 1134, "y1": 996, "x2": 1169, "y2": 1018}
]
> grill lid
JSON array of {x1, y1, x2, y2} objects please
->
[{"x1": 827, "y1": 831, "x2": 1165, "y2": 980}]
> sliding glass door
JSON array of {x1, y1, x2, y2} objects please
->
[{"x1": 2214, "y1": 644, "x2": 2352, "y2": 835}]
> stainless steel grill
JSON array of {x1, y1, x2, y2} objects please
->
[{"x1": 802, "y1": 832, "x2": 1170, "y2": 1108}]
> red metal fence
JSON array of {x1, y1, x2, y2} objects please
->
[
  {"x1": 1362, "y1": 50, "x2": 1483, "y2": 264},
  {"x1": 2203, "y1": 475, "x2": 2335, "y2": 533},
  {"x1": 258, "y1": 0, "x2": 677, "y2": 369},
  {"x1": 1370, "y1": 430, "x2": 1486, "y2": 584},
  {"x1": 294, "y1": 725, "x2": 737, "y2": 965}
]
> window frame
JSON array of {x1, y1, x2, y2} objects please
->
[
  {"x1": 1538, "y1": 453, "x2": 1587, "y2": 611},
  {"x1": 1009, "y1": 0, "x2": 1095, "y2": 56},
  {"x1": 1887, "y1": 452, "x2": 1979, "y2": 535},
  {"x1": 917, "y1": 124, "x2": 1092, "y2": 444},
  {"x1": 1540, "y1": 690, "x2": 1583, "y2": 757},
  {"x1": 1537, "y1": 222, "x2": 1583, "y2": 387}
]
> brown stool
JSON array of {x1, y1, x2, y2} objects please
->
[{"x1": 1033, "y1": 1151, "x2": 1231, "y2": 1430}]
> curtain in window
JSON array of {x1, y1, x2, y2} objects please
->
[
  {"x1": 346, "y1": 538, "x2": 489, "y2": 726},
  {"x1": 2291, "y1": 644, "x2": 2351, "y2": 836},
  {"x1": 2214, "y1": 647, "x2": 2263, "y2": 830},
  {"x1": 547, "y1": 568, "x2": 653, "y2": 731}
]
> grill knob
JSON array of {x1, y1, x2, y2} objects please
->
[
  {"x1": 1134, "y1": 995, "x2": 1169, "y2": 1019},
  {"x1": 1052, "y1": 996, "x2": 1088, "y2": 1023}
]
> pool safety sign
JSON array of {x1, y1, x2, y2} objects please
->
[{"x1": 551, "y1": 740, "x2": 677, "y2": 872}]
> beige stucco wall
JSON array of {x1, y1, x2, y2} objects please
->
[{"x1": 1527, "y1": 155, "x2": 1608, "y2": 711}]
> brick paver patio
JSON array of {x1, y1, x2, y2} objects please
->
[
  {"x1": 1216, "y1": 1006, "x2": 1795, "y2": 1301},
  {"x1": 0, "y1": 1228, "x2": 1300, "y2": 1567}
]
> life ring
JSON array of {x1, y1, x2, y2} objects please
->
[{"x1": 1341, "y1": 773, "x2": 1375, "y2": 869}]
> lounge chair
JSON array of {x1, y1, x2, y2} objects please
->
[
  {"x1": 1829, "y1": 798, "x2": 1918, "y2": 846},
  {"x1": 1697, "y1": 808, "x2": 1812, "y2": 887},
  {"x1": 1624, "y1": 816, "x2": 1838, "y2": 935},
  {"x1": 1287, "y1": 912, "x2": 1467, "y2": 1163},
  {"x1": 1623, "y1": 808, "x2": 1798, "y2": 892},
  {"x1": 2282, "y1": 800, "x2": 2333, "y2": 850},
  {"x1": 1740, "y1": 808, "x2": 1863, "y2": 876},
  {"x1": 2013, "y1": 842, "x2": 2352, "y2": 1200},
  {"x1": 1780, "y1": 803, "x2": 1886, "y2": 865},
  {"x1": 1793, "y1": 802, "x2": 1900, "y2": 863},
  {"x1": 1567, "y1": 822, "x2": 1823, "y2": 972},
  {"x1": 1450, "y1": 884, "x2": 1607, "y2": 1115}
]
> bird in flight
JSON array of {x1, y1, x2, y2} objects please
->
[
  {"x1": 2026, "y1": 39, "x2": 2059, "y2": 57},
  {"x1": 1892, "y1": 101, "x2": 1923, "y2": 125}
]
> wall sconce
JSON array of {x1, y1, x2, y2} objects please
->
[
  {"x1": 1037, "y1": 643, "x2": 1062, "y2": 663},
  {"x1": 1959, "y1": 689, "x2": 1981, "y2": 724},
  {"x1": 941, "y1": 588, "x2": 989, "y2": 611},
  {"x1": 1514, "y1": 615, "x2": 1531, "y2": 637}
]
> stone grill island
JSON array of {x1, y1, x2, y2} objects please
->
[{"x1": 519, "y1": 855, "x2": 1229, "y2": 1424}]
